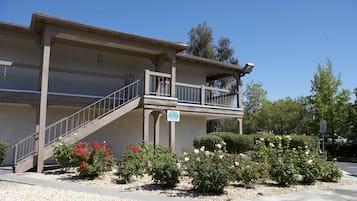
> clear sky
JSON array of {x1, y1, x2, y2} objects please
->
[{"x1": 1, "y1": 0, "x2": 356, "y2": 101}]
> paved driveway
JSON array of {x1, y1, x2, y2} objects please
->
[{"x1": 338, "y1": 162, "x2": 357, "y2": 177}]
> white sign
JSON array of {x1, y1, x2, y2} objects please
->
[
  {"x1": 167, "y1": 110, "x2": 180, "y2": 122},
  {"x1": 320, "y1": 120, "x2": 327, "y2": 133}
]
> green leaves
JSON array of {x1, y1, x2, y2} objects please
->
[{"x1": 0, "y1": 140, "x2": 8, "y2": 166}]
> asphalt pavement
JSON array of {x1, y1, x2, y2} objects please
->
[{"x1": 338, "y1": 162, "x2": 357, "y2": 177}]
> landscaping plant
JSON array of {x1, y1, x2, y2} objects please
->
[
  {"x1": 116, "y1": 144, "x2": 146, "y2": 183},
  {"x1": 53, "y1": 140, "x2": 75, "y2": 170},
  {"x1": 0, "y1": 140, "x2": 8, "y2": 165},
  {"x1": 183, "y1": 143, "x2": 232, "y2": 193},
  {"x1": 149, "y1": 146, "x2": 181, "y2": 187},
  {"x1": 53, "y1": 140, "x2": 114, "y2": 178}
]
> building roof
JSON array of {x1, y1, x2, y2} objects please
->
[
  {"x1": 30, "y1": 12, "x2": 188, "y2": 52},
  {"x1": 0, "y1": 12, "x2": 248, "y2": 73},
  {"x1": 177, "y1": 54, "x2": 244, "y2": 71}
]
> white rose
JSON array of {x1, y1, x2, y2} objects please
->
[
  {"x1": 234, "y1": 162, "x2": 239, "y2": 167},
  {"x1": 205, "y1": 151, "x2": 210, "y2": 156},
  {"x1": 307, "y1": 159, "x2": 313, "y2": 164},
  {"x1": 219, "y1": 155, "x2": 224, "y2": 159},
  {"x1": 222, "y1": 141, "x2": 226, "y2": 146},
  {"x1": 194, "y1": 149, "x2": 199, "y2": 154},
  {"x1": 176, "y1": 163, "x2": 181, "y2": 169},
  {"x1": 200, "y1": 146, "x2": 205, "y2": 151},
  {"x1": 215, "y1": 144, "x2": 222, "y2": 149},
  {"x1": 184, "y1": 157, "x2": 189, "y2": 162},
  {"x1": 183, "y1": 152, "x2": 188, "y2": 156}
]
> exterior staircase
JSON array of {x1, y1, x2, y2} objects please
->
[{"x1": 12, "y1": 80, "x2": 142, "y2": 173}]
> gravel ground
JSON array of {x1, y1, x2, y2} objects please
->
[
  {"x1": 0, "y1": 180, "x2": 134, "y2": 201},
  {"x1": 16, "y1": 168, "x2": 357, "y2": 201}
]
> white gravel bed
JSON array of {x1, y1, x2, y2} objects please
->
[
  {"x1": 0, "y1": 180, "x2": 134, "y2": 201},
  {"x1": 17, "y1": 168, "x2": 357, "y2": 201}
]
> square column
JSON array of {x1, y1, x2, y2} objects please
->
[
  {"x1": 37, "y1": 29, "x2": 53, "y2": 173},
  {"x1": 238, "y1": 118, "x2": 243, "y2": 134},
  {"x1": 143, "y1": 109, "x2": 152, "y2": 142},
  {"x1": 152, "y1": 111, "x2": 162, "y2": 149},
  {"x1": 170, "y1": 56, "x2": 176, "y2": 98},
  {"x1": 169, "y1": 121, "x2": 175, "y2": 151}
]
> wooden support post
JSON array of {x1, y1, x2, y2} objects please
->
[
  {"x1": 238, "y1": 118, "x2": 243, "y2": 134},
  {"x1": 152, "y1": 111, "x2": 162, "y2": 149},
  {"x1": 234, "y1": 73, "x2": 242, "y2": 108},
  {"x1": 170, "y1": 56, "x2": 176, "y2": 98},
  {"x1": 169, "y1": 121, "x2": 175, "y2": 151},
  {"x1": 143, "y1": 109, "x2": 152, "y2": 142},
  {"x1": 201, "y1": 85, "x2": 206, "y2": 105},
  {"x1": 37, "y1": 29, "x2": 52, "y2": 173}
]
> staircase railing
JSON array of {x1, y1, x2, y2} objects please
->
[{"x1": 12, "y1": 79, "x2": 141, "y2": 164}]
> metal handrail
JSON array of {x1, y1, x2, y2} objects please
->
[{"x1": 12, "y1": 79, "x2": 141, "y2": 164}]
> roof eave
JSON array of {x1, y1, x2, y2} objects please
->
[{"x1": 30, "y1": 12, "x2": 188, "y2": 52}]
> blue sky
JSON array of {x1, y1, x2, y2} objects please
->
[{"x1": 1, "y1": 0, "x2": 356, "y2": 101}]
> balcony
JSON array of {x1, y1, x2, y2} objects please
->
[{"x1": 144, "y1": 70, "x2": 239, "y2": 109}]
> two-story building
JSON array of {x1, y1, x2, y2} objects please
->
[{"x1": 0, "y1": 12, "x2": 254, "y2": 172}]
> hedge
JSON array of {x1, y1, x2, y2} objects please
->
[
  {"x1": 0, "y1": 140, "x2": 8, "y2": 165},
  {"x1": 193, "y1": 132, "x2": 320, "y2": 154},
  {"x1": 325, "y1": 142, "x2": 357, "y2": 158},
  {"x1": 193, "y1": 135, "x2": 223, "y2": 151},
  {"x1": 211, "y1": 132, "x2": 254, "y2": 153}
]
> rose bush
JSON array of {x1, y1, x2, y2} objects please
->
[
  {"x1": 53, "y1": 140, "x2": 114, "y2": 178},
  {"x1": 116, "y1": 144, "x2": 146, "y2": 183},
  {"x1": 183, "y1": 143, "x2": 232, "y2": 193}
]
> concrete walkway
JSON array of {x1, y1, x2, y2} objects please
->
[
  {"x1": 248, "y1": 184, "x2": 357, "y2": 201},
  {"x1": 0, "y1": 167, "x2": 191, "y2": 201},
  {"x1": 1, "y1": 167, "x2": 357, "y2": 201}
]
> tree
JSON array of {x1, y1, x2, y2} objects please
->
[
  {"x1": 215, "y1": 37, "x2": 238, "y2": 64},
  {"x1": 262, "y1": 97, "x2": 311, "y2": 135},
  {"x1": 347, "y1": 88, "x2": 357, "y2": 139},
  {"x1": 308, "y1": 60, "x2": 351, "y2": 138},
  {"x1": 243, "y1": 81, "x2": 268, "y2": 134},
  {"x1": 187, "y1": 22, "x2": 242, "y2": 133},
  {"x1": 187, "y1": 22, "x2": 215, "y2": 59}
]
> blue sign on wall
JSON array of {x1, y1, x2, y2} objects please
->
[{"x1": 167, "y1": 110, "x2": 180, "y2": 122}]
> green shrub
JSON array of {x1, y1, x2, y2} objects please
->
[
  {"x1": 53, "y1": 141, "x2": 114, "y2": 178},
  {"x1": 53, "y1": 141, "x2": 75, "y2": 170},
  {"x1": 149, "y1": 147, "x2": 181, "y2": 187},
  {"x1": 0, "y1": 140, "x2": 8, "y2": 165},
  {"x1": 320, "y1": 160, "x2": 342, "y2": 182},
  {"x1": 269, "y1": 149, "x2": 298, "y2": 186},
  {"x1": 211, "y1": 132, "x2": 254, "y2": 153},
  {"x1": 193, "y1": 135, "x2": 223, "y2": 151},
  {"x1": 117, "y1": 144, "x2": 146, "y2": 183},
  {"x1": 76, "y1": 141, "x2": 114, "y2": 178},
  {"x1": 204, "y1": 133, "x2": 319, "y2": 155},
  {"x1": 289, "y1": 135, "x2": 319, "y2": 153},
  {"x1": 326, "y1": 142, "x2": 357, "y2": 158},
  {"x1": 232, "y1": 154, "x2": 268, "y2": 188},
  {"x1": 295, "y1": 146, "x2": 321, "y2": 184},
  {"x1": 183, "y1": 145, "x2": 232, "y2": 193}
]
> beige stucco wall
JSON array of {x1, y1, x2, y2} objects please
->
[
  {"x1": 48, "y1": 44, "x2": 154, "y2": 96},
  {"x1": 84, "y1": 110, "x2": 206, "y2": 157},
  {"x1": 0, "y1": 35, "x2": 41, "y2": 65},
  {"x1": 1, "y1": 104, "x2": 206, "y2": 165},
  {"x1": 0, "y1": 34, "x2": 212, "y2": 97},
  {"x1": 0, "y1": 104, "x2": 36, "y2": 165}
]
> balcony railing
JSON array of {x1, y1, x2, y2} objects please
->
[
  {"x1": 145, "y1": 70, "x2": 238, "y2": 108},
  {"x1": 145, "y1": 70, "x2": 171, "y2": 97}
]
